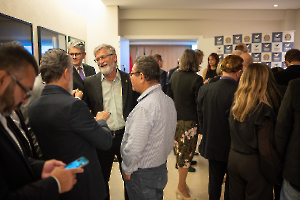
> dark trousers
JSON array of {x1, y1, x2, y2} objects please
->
[
  {"x1": 208, "y1": 159, "x2": 229, "y2": 200},
  {"x1": 97, "y1": 129, "x2": 129, "y2": 200},
  {"x1": 227, "y1": 149, "x2": 273, "y2": 200}
]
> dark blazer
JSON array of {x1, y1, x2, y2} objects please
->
[
  {"x1": 73, "y1": 64, "x2": 96, "y2": 91},
  {"x1": 275, "y1": 78, "x2": 300, "y2": 187},
  {"x1": 274, "y1": 64, "x2": 300, "y2": 85},
  {"x1": 160, "y1": 69, "x2": 167, "y2": 94},
  {"x1": 0, "y1": 120, "x2": 59, "y2": 200},
  {"x1": 28, "y1": 86, "x2": 112, "y2": 200},
  {"x1": 168, "y1": 70, "x2": 203, "y2": 121},
  {"x1": 167, "y1": 66, "x2": 179, "y2": 84},
  {"x1": 197, "y1": 78, "x2": 238, "y2": 162},
  {"x1": 83, "y1": 70, "x2": 137, "y2": 120}
]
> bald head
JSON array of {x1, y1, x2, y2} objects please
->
[
  {"x1": 240, "y1": 53, "x2": 253, "y2": 69},
  {"x1": 236, "y1": 42, "x2": 248, "y2": 53}
]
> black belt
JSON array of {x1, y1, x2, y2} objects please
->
[{"x1": 111, "y1": 128, "x2": 125, "y2": 139}]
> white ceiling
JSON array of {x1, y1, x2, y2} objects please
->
[{"x1": 102, "y1": 0, "x2": 300, "y2": 10}]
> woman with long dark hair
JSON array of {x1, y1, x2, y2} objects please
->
[{"x1": 202, "y1": 53, "x2": 219, "y2": 81}]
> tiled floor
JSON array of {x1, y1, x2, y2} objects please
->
[{"x1": 109, "y1": 153, "x2": 225, "y2": 200}]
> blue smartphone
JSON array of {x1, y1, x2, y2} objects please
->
[{"x1": 65, "y1": 156, "x2": 89, "y2": 169}]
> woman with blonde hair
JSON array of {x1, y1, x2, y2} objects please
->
[
  {"x1": 168, "y1": 49, "x2": 203, "y2": 200},
  {"x1": 228, "y1": 63, "x2": 282, "y2": 200}
]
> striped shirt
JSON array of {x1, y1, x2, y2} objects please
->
[{"x1": 121, "y1": 84, "x2": 177, "y2": 175}]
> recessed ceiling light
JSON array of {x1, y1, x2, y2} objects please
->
[{"x1": 274, "y1": 5, "x2": 278, "y2": 7}]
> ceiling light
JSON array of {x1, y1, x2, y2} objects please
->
[{"x1": 274, "y1": 5, "x2": 278, "y2": 7}]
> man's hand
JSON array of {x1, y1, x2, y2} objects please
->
[
  {"x1": 41, "y1": 159, "x2": 66, "y2": 179},
  {"x1": 73, "y1": 89, "x2": 83, "y2": 100},
  {"x1": 122, "y1": 170, "x2": 131, "y2": 180},
  {"x1": 95, "y1": 111, "x2": 111, "y2": 121},
  {"x1": 51, "y1": 166, "x2": 84, "y2": 193}
]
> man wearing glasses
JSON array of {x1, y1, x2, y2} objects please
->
[
  {"x1": 83, "y1": 44, "x2": 137, "y2": 200},
  {"x1": 121, "y1": 56, "x2": 177, "y2": 200},
  {"x1": 0, "y1": 43, "x2": 84, "y2": 199},
  {"x1": 69, "y1": 40, "x2": 96, "y2": 91}
]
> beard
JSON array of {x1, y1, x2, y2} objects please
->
[
  {"x1": 99, "y1": 62, "x2": 115, "y2": 75},
  {"x1": 0, "y1": 82, "x2": 16, "y2": 116}
]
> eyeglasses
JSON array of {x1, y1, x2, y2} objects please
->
[
  {"x1": 94, "y1": 54, "x2": 114, "y2": 63},
  {"x1": 69, "y1": 53, "x2": 83, "y2": 57},
  {"x1": 129, "y1": 71, "x2": 140, "y2": 78},
  {"x1": 8, "y1": 73, "x2": 31, "y2": 99}
]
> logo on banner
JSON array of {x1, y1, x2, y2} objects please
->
[
  {"x1": 264, "y1": 34, "x2": 270, "y2": 42},
  {"x1": 225, "y1": 37, "x2": 231, "y2": 44},
  {"x1": 224, "y1": 45, "x2": 233, "y2": 54},
  {"x1": 252, "y1": 53, "x2": 261, "y2": 62},
  {"x1": 233, "y1": 35, "x2": 242, "y2": 44},
  {"x1": 263, "y1": 54, "x2": 270, "y2": 61},
  {"x1": 215, "y1": 36, "x2": 223, "y2": 45},
  {"x1": 262, "y1": 43, "x2": 272, "y2": 52},
  {"x1": 282, "y1": 42, "x2": 293, "y2": 52},
  {"x1": 252, "y1": 33, "x2": 261, "y2": 43},
  {"x1": 285, "y1": 34, "x2": 292, "y2": 41},
  {"x1": 272, "y1": 32, "x2": 282, "y2": 42},
  {"x1": 244, "y1": 36, "x2": 250, "y2": 43},
  {"x1": 272, "y1": 53, "x2": 282, "y2": 62}
]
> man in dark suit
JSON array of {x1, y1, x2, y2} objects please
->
[
  {"x1": 29, "y1": 49, "x2": 112, "y2": 200},
  {"x1": 0, "y1": 43, "x2": 83, "y2": 200},
  {"x1": 69, "y1": 40, "x2": 96, "y2": 91},
  {"x1": 274, "y1": 48, "x2": 300, "y2": 85},
  {"x1": 153, "y1": 54, "x2": 167, "y2": 93},
  {"x1": 83, "y1": 44, "x2": 136, "y2": 200},
  {"x1": 197, "y1": 55, "x2": 243, "y2": 200},
  {"x1": 275, "y1": 78, "x2": 300, "y2": 199}
]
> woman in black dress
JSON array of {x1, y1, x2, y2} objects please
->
[{"x1": 202, "y1": 53, "x2": 219, "y2": 82}]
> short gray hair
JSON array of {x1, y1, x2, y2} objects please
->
[
  {"x1": 68, "y1": 40, "x2": 85, "y2": 53},
  {"x1": 93, "y1": 44, "x2": 116, "y2": 57},
  {"x1": 134, "y1": 56, "x2": 160, "y2": 83},
  {"x1": 40, "y1": 49, "x2": 72, "y2": 84}
]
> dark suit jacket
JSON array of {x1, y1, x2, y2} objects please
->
[
  {"x1": 160, "y1": 69, "x2": 167, "y2": 94},
  {"x1": 275, "y1": 78, "x2": 300, "y2": 187},
  {"x1": 167, "y1": 66, "x2": 179, "y2": 84},
  {"x1": 0, "y1": 118, "x2": 59, "y2": 200},
  {"x1": 197, "y1": 78, "x2": 238, "y2": 162},
  {"x1": 83, "y1": 70, "x2": 137, "y2": 121},
  {"x1": 168, "y1": 70, "x2": 203, "y2": 121},
  {"x1": 73, "y1": 64, "x2": 96, "y2": 91},
  {"x1": 274, "y1": 64, "x2": 300, "y2": 85},
  {"x1": 28, "y1": 86, "x2": 112, "y2": 200}
]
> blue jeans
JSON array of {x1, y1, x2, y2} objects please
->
[
  {"x1": 124, "y1": 163, "x2": 168, "y2": 200},
  {"x1": 281, "y1": 179, "x2": 300, "y2": 200}
]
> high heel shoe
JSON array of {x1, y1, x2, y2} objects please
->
[{"x1": 175, "y1": 188, "x2": 196, "y2": 200}]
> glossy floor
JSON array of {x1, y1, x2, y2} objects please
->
[{"x1": 109, "y1": 153, "x2": 226, "y2": 200}]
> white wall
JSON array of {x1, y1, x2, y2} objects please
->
[{"x1": 86, "y1": 3, "x2": 119, "y2": 72}]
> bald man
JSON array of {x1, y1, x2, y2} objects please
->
[
  {"x1": 235, "y1": 42, "x2": 248, "y2": 53},
  {"x1": 240, "y1": 53, "x2": 253, "y2": 69}
]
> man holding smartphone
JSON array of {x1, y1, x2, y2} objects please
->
[
  {"x1": 0, "y1": 43, "x2": 84, "y2": 200},
  {"x1": 29, "y1": 49, "x2": 112, "y2": 200}
]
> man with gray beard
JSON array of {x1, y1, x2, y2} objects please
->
[
  {"x1": 83, "y1": 44, "x2": 137, "y2": 200},
  {"x1": 28, "y1": 49, "x2": 112, "y2": 200}
]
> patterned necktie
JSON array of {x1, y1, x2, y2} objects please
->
[{"x1": 78, "y1": 66, "x2": 85, "y2": 80}]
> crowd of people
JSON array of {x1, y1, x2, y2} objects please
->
[{"x1": 0, "y1": 40, "x2": 300, "y2": 200}]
